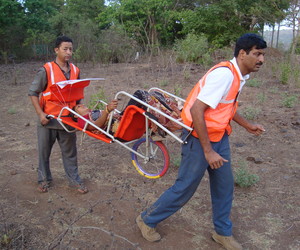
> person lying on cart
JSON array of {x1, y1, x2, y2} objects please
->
[
  {"x1": 71, "y1": 90, "x2": 183, "y2": 136},
  {"x1": 72, "y1": 99, "x2": 118, "y2": 133}
]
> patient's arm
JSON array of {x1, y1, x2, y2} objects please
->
[
  {"x1": 87, "y1": 99, "x2": 118, "y2": 130},
  {"x1": 91, "y1": 110, "x2": 109, "y2": 129}
]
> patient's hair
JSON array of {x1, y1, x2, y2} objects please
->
[{"x1": 70, "y1": 106, "x2": 78, "y2": 122}]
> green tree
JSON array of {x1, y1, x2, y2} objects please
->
[
  {"x1": 49, "y1": 0, "x2": 105, "y2": 36},
  {"x1": 24, "y1": 0, "x2": 63, "y2": 33},
  {"x1": 0, "y1": 0, "x2": 292, "y2": 62},
  {"x1": 49, "y1": 0, "x2": 109, "y2": 62},
  {"x1": 65, "y1": 0, "x2": 105, "y2": 20},
  {"x1": 285, "y1": 0, "x2": 300, "y2": 55},
  {"x1": 178, "y1": 0, "x2": 289, "y2": 47},
  {"x1": 0, "y1": 0, "x2": 26, "y2": 59},
  {"x1": 98, "y1": 0, "x2": 184, "y2": 53},
  {"x1": 235, "y1": 0, "x2": 289, "y2": 32},
  {"x1": 23, "y1": 0, "x2": 64, "y2": 58},
  {"x1": 178, "y1": 0, "x2": 244, "y2": 47},
  {"x1": 100, "y1": 0, "x2": 290, "y2": 50}
]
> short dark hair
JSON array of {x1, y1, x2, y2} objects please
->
[
  {"x1": 234, "y1": 33, "x2": 267, "y2": 57},
  {"x1": 55, "y1": 35, "x2": 73, "y2": 48},
  {"x1": 70, "y1": 106, "x2": 78, "y2": 122}
]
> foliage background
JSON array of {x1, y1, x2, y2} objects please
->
[{"x1": 0, "y1": 0, "x2": 297, "y2": 63}]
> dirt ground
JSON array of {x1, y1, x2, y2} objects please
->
[{"x1": 0, "y1": 56, "x2": 299, "y2": 250}]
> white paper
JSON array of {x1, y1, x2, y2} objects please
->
[{"x1": 56, "y1": 78, "x2": 105, "y2": 89}]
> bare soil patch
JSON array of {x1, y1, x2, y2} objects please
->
[{"x1": 0, "y1": 59, "x2": 299, "y2": 249}]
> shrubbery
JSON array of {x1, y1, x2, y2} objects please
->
[
  {"x1": 173, "y1": 33, "x2": 212, "y2": 65},
  {"x1": 234, "y1": 161, "x2": 259, "y2": 188}
]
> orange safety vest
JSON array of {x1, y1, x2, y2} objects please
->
[
  {"x1": 181, "y1": 61, "x2": 241, "y2": 142},
  {"x1": 39, "y1": 61, "x2": 80, "y2": 116}
]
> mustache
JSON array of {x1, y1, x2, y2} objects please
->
[{"x1": 256, "y1": 62, "x2": 263, "y2": 66}]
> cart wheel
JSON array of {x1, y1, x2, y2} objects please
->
[{"x1": 131, "y1": 138, "x2": 170, "y2": 179}]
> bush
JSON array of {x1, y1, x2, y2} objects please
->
[
  {"x1": 234, "y1": 161, "x2": 259, "y2": 188},
  {"x1": 282, "y1": 94, "x2": 298, "y2": 108},
  {"x1": 8, "y1": 107, "x2": 17, "y2": 115},
  {"x1": 171, "y1": 155, "x2": 181, "y2": 168},
  {"x1": 96, "y1": 27, "x2": 140, "y2": 64},
  {"x1": 280, "y1": 62, "x2": 291, "y2": 85},
  {"x1": 88, "y1": 88, "x2": 106, "y2": 109},
  {"x1": 257, "y1": 92, "x2": 266, "y2": 104},
  {"x1": 68, "y1": 21, "x2": 139, "y2": 64},
  {"x1": 247, "y1": 78, "x2": 262, "y2": 88},
  {"x1": 173, "y1": 33, "x2": 212, "y2": 65},
  {"x1": 269, "y1": 57, "x2": 300, "y2": 87},
  {"x1": 241, "y1": 106, "x2": 261, "y2": 120}
]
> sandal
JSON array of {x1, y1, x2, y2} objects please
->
[
  {"x1": 76, "y1": 184, "x2": 88, "y2": 194},
  {"x1": 37, "y1": 182, "x2": 49, "y2": 193}
]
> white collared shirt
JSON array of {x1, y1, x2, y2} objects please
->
[{"x1": 197, "y1": 57, "x2": 249, "y2": 109}]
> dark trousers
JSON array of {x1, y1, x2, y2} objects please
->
[{"x1": 37, "y1": 125, "x2": 82, "y2": 185}]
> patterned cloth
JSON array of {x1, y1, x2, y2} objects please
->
[{"x1": 124, "y1": 90, "x2": 182, "y2": 133}]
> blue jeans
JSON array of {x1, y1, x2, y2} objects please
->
[{"x1": 141, "y1": 129, "x2": 234, "y2": 236}]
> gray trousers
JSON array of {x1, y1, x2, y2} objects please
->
[{"x1": 37, "y1": 125, "x2": 82, "y2": 185}]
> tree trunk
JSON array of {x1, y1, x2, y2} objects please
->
[
  {"x1": 271, "y1": 25, "x2": 275, "y2": 48},
  {"x1": 276, "y1": 23, "x2": 281, "y2": 49},
  {"x1": 291, "y1": 21, "x2": 297, "y2": 56}
]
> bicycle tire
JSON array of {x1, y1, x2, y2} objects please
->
[{"x1": 131, "y1": 138, "x2": 170, "y2": 178}]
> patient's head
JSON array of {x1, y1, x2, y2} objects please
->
[
  {"x1": 74, "y1": 104, "x2": 89, "y2": 115},
  {"x1": 70, "y1": 104, "x2": 90, "y2": 122}
]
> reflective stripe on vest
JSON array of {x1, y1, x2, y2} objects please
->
[
  {"x1": 181, "y1": 61, "x2": 241, "y2": 142},
  {"x1": 40, "y1": 61, "x2": 80, "y2": 116},
  {"x1": 42, "y1": 62, "x2": 78, "y2": 97}
]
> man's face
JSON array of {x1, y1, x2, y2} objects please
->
[
  {"x1": 241, "y1": 46, "x2": 265, "y2": 74},
  {"x1": 55, "y1": 42, "x2": 73, "y2": 63}
]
